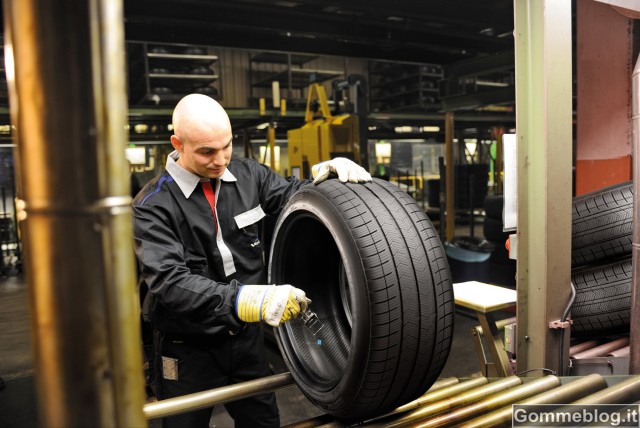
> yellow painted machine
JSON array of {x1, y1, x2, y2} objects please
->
[{"x1": 287, "y1": 83, "x2": 361, "y2": 179}]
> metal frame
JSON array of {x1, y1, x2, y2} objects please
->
[
  {"x1": 472, "y1": 316, "x2": 516, "y2": 377},
  {"x1": 514, "y1": 0, "x2": 573, "y2": 375}
]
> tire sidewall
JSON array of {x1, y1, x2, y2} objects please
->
[{"x1": 269, "y1": 184, "x2": 372, "y2": 409}]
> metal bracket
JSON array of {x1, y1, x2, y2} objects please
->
[{"x1": 549, "y1": 319, "x2": 572, "y2": 329}]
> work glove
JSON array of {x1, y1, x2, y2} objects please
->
[
  {"x1": 312, "y1": 157, "x2": 372, "y2": 185},
  {"x1": 235, "y1": 284, "x2": 310, "y2": 327}
]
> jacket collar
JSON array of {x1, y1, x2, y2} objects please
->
[{"x1": 166, "y1": 150, "x2": 237, "y2": 198}]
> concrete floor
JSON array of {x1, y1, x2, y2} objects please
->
[{"x1": 0, "y1": 270, "x2": 493, "y2": 428}]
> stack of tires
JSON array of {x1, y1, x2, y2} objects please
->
[
  {"x1": 482, "y1": 182, "x2": 634, "y2": 338},
  {"x1": 571, "y1": 181, "x2": 633, "y2": 338},
  {"x1": 482, "y1": 195, "x2": 517, "y2": 288}
]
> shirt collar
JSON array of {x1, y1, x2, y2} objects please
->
[{"x1": 166, "y1": 150, "x2": 237, "y2": 198}]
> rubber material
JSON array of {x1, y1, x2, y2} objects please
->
[
  {"x1": 571, "y1": 257, "x2": 632, "y2": 338},
  {"x1": 483, "y1": 216, "x2": 509, "y2": 244},
  {"x1": 268, "y1": 178, "x2": 454, "y2": 420},
  {"x1": 572, "y1": 181, "x2": 633, "y2": 268},
  {"x1": 483, "y1": 194, "x2": 504, "y2": 220}
]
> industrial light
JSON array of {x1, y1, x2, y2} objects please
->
[
  {"x1": 134, "y1": 124, "x2": 149, "y2": 133},
  {"x1": 476, "y1": 80, "x2": 510, "y2": 87},
  {"x1": 375, "y1": 142, "x2": 391, "y2": 157},
  {"x1": 256, "y1": 122, "x2": 270, "y2": 130},
  {"x1": 394, "y1": 126, "x2": 413, "y2": 133},
  {"x1": 395, "y1": 125, "x2": 440, "y2": 133}
]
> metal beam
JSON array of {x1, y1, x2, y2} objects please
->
[
  {"x1": 445, "y1": 111, "x2": 455, "y2": 242},
  {"x1": 441, "y1": 86, "x2": 515, "y2": 112},
  {"x1": 123, "y1": 22, "x2": 470, "y2": 64},
  {"x1": 514, "y1": 0, "x2": 573, "y2": 375},
  {"x1": 144, "y1": 373, "x2": 295, "y2": 420},
  {"x1": 444, "y1": 50, "x2": 515, "y2": 78},
  {"x1": 3, "y1": 0, "x2": 146, "y2": 425}
]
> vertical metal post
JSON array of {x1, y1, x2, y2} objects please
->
[
  {"x1": 445, "y1": 111, "x2": 455, "y2": 242},
  {"x1": 514, "y1": 0, "x2": 573, "y2": 374},
  {"x1": 629, "y1": 52, "x2": 640, "y2": 374},
  {"x1": 492, "y1": 126, "x2": 505, "y2": 194},
  {"x1": 3, "y1": 0, "x2": 146, "y2": 426},
  {"x1": 268, "y1": 123, "x2": 277, "y2": 172}
]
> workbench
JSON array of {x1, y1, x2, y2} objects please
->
[{"x1": 453, "y1": 281, "x2": 517, "y2": 377}]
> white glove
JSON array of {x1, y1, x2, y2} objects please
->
[
  {"x1": 312, "y1": 157, "x2": 372, "y2": 185},
  {"x1": 235, "y1": 284, "x2": 311, "y2": 327}
]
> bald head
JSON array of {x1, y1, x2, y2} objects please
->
[
  {"x1": 172, "y1": 94, "x2": 231, "y2": 142},
  {"x1": 170, "y1": 94, "x2": 234, "y2": 179}
]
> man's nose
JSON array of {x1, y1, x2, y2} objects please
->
[{"x1": 212, "y1": 151, "x2": 225, "y2": 165}]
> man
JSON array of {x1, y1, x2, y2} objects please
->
[{"x1": 133, "y1": 93, "x2": 370, "y2": 427}]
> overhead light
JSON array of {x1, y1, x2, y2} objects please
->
[
  {"x1": 375, "y1": 142, "x2": 391, "y2": 157},
  {"x1": 256, "y1": 122, "x2": 270, "y2": 130},
  {"x1": 476, "y1": 80, "x2": 510, "y2": 87},
  {"x1": 420, "y1": 126, "x2": 440, "y2": 133},
  {"x1": 479, "y1": 27, "x2": 495, "y2": 36},
  {"x1": 274, "y1": 1, "x2": 300, "y2": 7},
  {"x1": 368, "y1": 126, "x2": 377, "y2": 131},
  {"x1": 134, "y1": 124, "x2": 148, "y2": 134},
  {"x1": 394, "y1": 126, "x2": 413, "y2": 133}
]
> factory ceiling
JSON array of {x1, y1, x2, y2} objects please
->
[
  {"x1": 123, "y1": 0, "x2": 519, "y2": 134},
  {"x1": 123, "y1": 0, "x2": 516, "y2": 66}
]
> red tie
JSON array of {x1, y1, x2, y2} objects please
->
[{"x1": 201, "y1": 181, "x2": 217, "y2": 231}]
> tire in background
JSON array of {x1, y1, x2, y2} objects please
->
[
  {"x1": 483, "y1": 194, "x2": 504, "y2": 220},
  {"x1": 572, "y1": 181, "x2": 633, "y2": 268},
  {"x1": 570, "y1": 257, "x2": 632, "y2": 338},
  {"x1": 483, "y1": 216, "x2": 509, "y2": 244},
  {"x1": 269, "y1": 178, "x2": 454, "y2": 420}
]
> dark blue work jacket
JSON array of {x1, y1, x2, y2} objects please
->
[{"x1": 133, "y1": 152, "x2": 308, "y2": 336}]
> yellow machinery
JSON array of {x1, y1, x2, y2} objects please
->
[{"x1": 287, "y1": 83, "x2": 361, "y2": 179}]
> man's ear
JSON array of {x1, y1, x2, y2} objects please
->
[{"x1": 170, "y1": 135, "x2": 182, "y2": 152}]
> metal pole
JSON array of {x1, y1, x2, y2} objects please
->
[
  {"x1": 3, "y1": 0, "x2": 146, "y2": 426},
  {"x1": 413, "y1": 375, "x2": 560, "y2": 428},
  {"x1": 359, "y1": 377, "x2": 487, "y2": 426},
  {"x1": 144, "y1": 372, "x2": 295, "y2": 420},
  {"x1": 629, "y1": 51, "x2": 640, "y2": 374},
  {"x1": 461, "y1": 373, "x2": 607, "y2": 428},
  {"x1": 373, "y1": 376, "x2": 522, "y2": 428},
  {"x1": 445, "y1": 111, "x2": 455, "y2": 241},
  {"x1": 514, "y1": 0, "x2": 573, "y2": 375},
  {"x1": 492, "y1": 127, "x2": 505, "y2": 194},
  {"x1": 268, "y1": 123, "x2": 277, "y2": 172}
]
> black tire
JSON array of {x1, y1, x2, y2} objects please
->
[
  {"x1": 570, "y1": 257, "x2": 632, "y2": 338},
  {"x1": 269, "y1": 178, "x2": 454, "y2": 420},
  {"x1": 483, "y1": 216, "x2": 509, "y2": 244},
  {"x1": 483, "y1": 195, "x2": 504, "y2": 220},
  {"x1": 572, "y1": 181, "x2": 633, "y2": 268}
]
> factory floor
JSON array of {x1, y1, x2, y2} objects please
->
[{"x1": 0, "y1": 219, "x2": 502, "y2": 427}]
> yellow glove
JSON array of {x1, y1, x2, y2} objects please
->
[
  {"x1": 235, "y1": 284, "x2": 310, "y2": 327},
  {"x1": 311, "y1": 157, "x2": 372, "y2": 185}
]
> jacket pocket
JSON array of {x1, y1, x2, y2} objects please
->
[
  {"x1": 234, "y1": 205, "x2": 266, "y2": 229},
  {"x1": 234, "y1": 205, "x2": 265, "y2": 247}
]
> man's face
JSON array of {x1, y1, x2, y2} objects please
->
[{"x1": 173, "y1": 134, "x2": 233, "y2": 179}]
